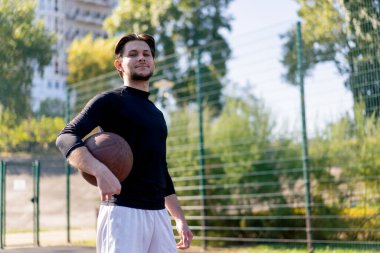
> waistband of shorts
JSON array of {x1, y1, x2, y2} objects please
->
[{"x1": 100, "y1": 198, "x2": 165, "y2": 210}]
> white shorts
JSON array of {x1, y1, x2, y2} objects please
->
[{"x1": 96, "y1": 205, "x2": 178, "y2": 253}]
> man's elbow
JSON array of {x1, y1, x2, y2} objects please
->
[
  {"x1": 55, "y1": 133, "x2": 69, "y2": 158},
  {"x1": 55, "y1": 133, "x2": 63, "y2": 150}
]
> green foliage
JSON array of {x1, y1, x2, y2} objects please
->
[
  {"x1": 103, "y1": 0, "x2": 171, "y2": 35},
  {"x1": 36, "y1": 98, "x2": 65, "y2": 117},
  {"x1": 0, "y1": 110, "x2": 64, "y2": 153},
  {"x1": 280, "y1": 0, "x2": 341, "y2": 84},
  {"x1": 0, "y1": 0, "x2": 55, "y2": 118},
  {"x1": 167, "y1": 106, "x2": 201, "y2": 182},
  {"x1": 66, "y1": 34, "x2": 121, "y2": 113},
  {"x1": 67, "y1": 35, "x2": 118, "y2": 84},
  {"x1": 167, "y1": 106, "x2": 212, "y2": 223},
  {"x1": 221, "y1": 244, "x2": 380, "y2": 252},
  {"x1": 167, "y1": 93, "x2": 380, "y2": 244},
  {"x1": 207, "y1": 96, "x2": 275, "y2": 194},
  {"x1": 281, "y1": 0, "x2": 380, "y2": 117},
  {"x1": 67, "y1": 1, "x2": 232, "y2": 114},
  {"x1": 343, "y1": 1, "x2": 380, "y2": 117},
  {"x1": 168, "y1": 95, "x2": 311, "y2": 244},
  {"x1": 307, "y1": 102, "x2": 380, "y2": 241}
]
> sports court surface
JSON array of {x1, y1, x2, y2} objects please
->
[
  {"x1": 3, "y1": 246, "x2": 95, "y2": 253},
  {"x1": 2, "y1": 246, "x2": 212, "y2": 253}
]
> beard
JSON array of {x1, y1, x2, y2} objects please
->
[{"x1": 130, "y1": 70, "x2": 153, "y2": 81}]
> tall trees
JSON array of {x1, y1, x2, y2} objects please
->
[
  {"x1": 281, "y1": 0, "x2": 380, "y2": 116},
  {"x1": 0, "y1": 0, "x2": 55, "y2": 118},
  {"x1": 344, "y1": 0, "x2": 380, "y2": 116},
  {"x1": 68, "y1": 0, "x2": 233, "y2": 114},
  {"x1": 66, "y1": 35, "x2": 117, "y2": 85}
]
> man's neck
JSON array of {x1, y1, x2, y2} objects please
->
[{"x1": 123, "y1": 79, "x2": 149, "y2": 92}]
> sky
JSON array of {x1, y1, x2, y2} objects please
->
[{"x1": 226, "y1": 0, "x2": 353, "y2": 135}]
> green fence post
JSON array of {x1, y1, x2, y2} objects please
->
[
  {"x1": 2, "y1": 161, "x2": 6, "y2": 248},
  {"x1": 65, "y1": 86, "x2": 71, "y2": 244},
  {"x1": 296, "y1": 21, "x2": 313, "y2": 253},
  {"x1": 0, "y1": 161, "x2": 2, "y2": 249},
  {"x1": 195, "y1": 48, "x2": 207, "y2": 250},
  {"x1": 65, "y1": 162, "x2": 71, "y2": 244},
  {"x1": 0, "y1": 161, "x2": 5, "y2": 249},
  {"x1": 33, "y1": 160, "x2": 40, "y2": 247}
]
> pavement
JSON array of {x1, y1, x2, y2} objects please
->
[
  {"x1": 0, "y1": 229, "x2": 96, "y2": 253},
  {"x1": 4, "y1": 230, "x2": 95, "y2": 246},
  {"x1": 1, "y1": 246, "x2": 213, "y2": 253},
  {"x1": 0, "y1": 230, "x2": 211, "y2": 253},
  {"x1": 1, "y1": 246, "x2": 95, "y2": 253},
  {"x1": 0, "y1": 246, "x2": 217, "y2": 253}
]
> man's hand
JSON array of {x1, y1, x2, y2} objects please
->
[
  {"x1": 94, "y1": 164, "x2": 121, "y2": 201},
  {"x1": 176, "y1": 220, "x2": 193, "y2": 250},
  {"x1": 66, "y1": 146, "x2": 121, "y2": 201},
  {"x1": 165, "y1": 194, "x2": 193, "y2": 250}
]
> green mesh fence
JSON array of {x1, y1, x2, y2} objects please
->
[
  {"x1": 65, "y1": 6, "x2": 380, "y2": 251},
  {"x1": 64, "y1": 9, "x2": 380, "y2": 253}
]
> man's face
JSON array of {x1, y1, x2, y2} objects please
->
[{"x1": 119, "y1": 40, "x2": 155, "y2": 81}]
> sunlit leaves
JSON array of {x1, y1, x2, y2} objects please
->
[{"x1": 0, "y1": 0, "x2": 55, "y2": 118}]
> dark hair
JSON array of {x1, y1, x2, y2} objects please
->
[{"x1": 114, "y1": 33, "x2": 156, "y2": 59}]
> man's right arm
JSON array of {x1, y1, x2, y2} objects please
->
[
  {"x1": 55, "y1": 92, "x2": 120, "y2": 200},
  {"x1": 65, "y1": 145, "x2": 121, "y2": 201}
]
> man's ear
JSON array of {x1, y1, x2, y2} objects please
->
[{"x1": 114, "y1": 59, "x2": 122, "y2": 72}]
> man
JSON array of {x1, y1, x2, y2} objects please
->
[{"x1": 56, "y1": 33, "x2": 193, "y2": 253}]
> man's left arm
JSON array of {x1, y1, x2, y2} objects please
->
[{"x1": 165, "y1": 194, "x2": 193, "y2": 250}]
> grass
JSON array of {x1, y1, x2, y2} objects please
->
[
  {"x1": 188, "y1": 244, "x2": 380, "y2": 253},
  {"x1": 71, "y1": 240, "x2": 96, "y2": 247},
  {"x1": 242, "y1": 245, "x2": 379, "y2": 253}
]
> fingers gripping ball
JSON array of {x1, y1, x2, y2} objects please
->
[{"x1": 81, "y1": 132, "x2": 133, "y2": 186}]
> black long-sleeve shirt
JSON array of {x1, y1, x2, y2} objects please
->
[{"x1": 56, "y1": 86, "x2": 175, "y2": 210}]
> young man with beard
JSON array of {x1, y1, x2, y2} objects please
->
[{"x1": 56, "y1": 33, "x2": 193, "y2": 253}]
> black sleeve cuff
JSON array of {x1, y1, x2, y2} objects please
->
[
  {"x1": 65, "y1": 142, "x2": 85, "y2": 158},
  {"x1": 165, "y1": 170, "x2": 176, "y2": 197},
  {"x1": 56, "y1": 133, "x2": 85, "y2": 158}
]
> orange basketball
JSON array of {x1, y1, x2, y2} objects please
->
[{"x1": 81, "y1": 132, "x2": 133, "y2": 186}]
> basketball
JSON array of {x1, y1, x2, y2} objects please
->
[{"x1": 81, "y1": 132, "x2": 133, "y2": 186}]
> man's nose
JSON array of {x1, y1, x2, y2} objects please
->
[{"x1": 137, "y1": 53, "x2": 146, "y2": 61}]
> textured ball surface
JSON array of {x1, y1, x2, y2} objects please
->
[{"x1": 81, "y1": 132, "x2": 133, "y2": 186}]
